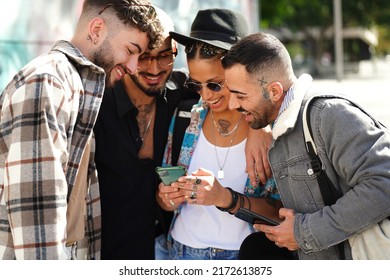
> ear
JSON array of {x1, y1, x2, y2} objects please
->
[
  {"x1": 170, "y1": 38, "x2": 178, "y2": 53},
  {"x1": 88, "y1": 17, "x2": 105, "y2": 45},
  {"x1": 267, "y1": 82, "x2": 284, "y2": 102}
]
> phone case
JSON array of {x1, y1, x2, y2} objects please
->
[
  {"x1": 234, "y1": 207, "x2": 280, "y2": 226},
  {"x1": 155, "y1": 166, "x2": 186, "y2": 185}
]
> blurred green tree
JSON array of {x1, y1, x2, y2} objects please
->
[{"x1": 260, "y1": 0, "x2": 390, "y2": 75}]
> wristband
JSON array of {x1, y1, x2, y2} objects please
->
[
  {"x1": 216, "y1": 187, "x2": 238, "y2": 212},
  {"x1": 229, "y1": 193, "x2": 244, "y2": 215}
]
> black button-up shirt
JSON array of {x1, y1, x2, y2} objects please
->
[{"x1": 94, "y1": 70, "x2": 198, "y2": 259}]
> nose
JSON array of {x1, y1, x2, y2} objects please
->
[
  {"x1": 200, "y1": 87, "x2": 214, "y2": 100},
  {"x1": 228, "y1": 92, "x2": 240, "y2": 110},
  {"x1": 147, "y1": 57, "x2": 160, "y2": 72},
  {"x1": 126, "y1": 56, "x2": 139, "y2": 75}
]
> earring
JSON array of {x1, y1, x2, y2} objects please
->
[
  {"x1": 87, "y1": 35, "x2": 92, "y2": 41},
  {"x1": 94, "y1": 40, "x2": 98, "y2": 45}
]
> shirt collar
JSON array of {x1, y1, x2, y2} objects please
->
[
  {"x1": 272, "y1": 74, "x2": 313, "y2": 139},
  {"x1": 51, "y1": 40, "x2": 105, "y2": 74},
  {"x1": 113, "y1": 81, "x2": 137, "y2": 119}
]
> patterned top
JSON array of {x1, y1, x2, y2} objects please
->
[
  {"x1": 162, "y1": 99, "x2": 279, "y2": 242},
  {"x1": 0, "y1": 40, "x2": 104, "y2": 259}
]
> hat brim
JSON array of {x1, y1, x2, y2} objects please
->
[{"x1": 170, "y1": 31, "x2": 234, "y2": 51}]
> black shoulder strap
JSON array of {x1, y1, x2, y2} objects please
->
[
  {"x1": 302, "y1": 95, "x2": 347, "y2": 258},
  {"x1": 302, "y1": 96, "x2": 340, "y2": 205}
]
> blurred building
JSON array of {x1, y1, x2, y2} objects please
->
[
  {"x1": 0, "y1": 0, "x2": 83, "y2": 91},
  {"x1": 267, "y1": 26, "x2": 379, "y2": 78},
  {"x1": 0, "y1": 0, "x2": 258, "y2": 91}
]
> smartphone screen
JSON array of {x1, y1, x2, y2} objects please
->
[{"x1": 155, "y1": 166, "x2": 186, "y2": 185}]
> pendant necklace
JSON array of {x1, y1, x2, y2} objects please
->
[
  {"x1": 211, "y1": 113, "x2": 243, "y2": 180},
  {"x1": 135, "y1": 98, "x2": 155, "y2": 148},
  {"x1": 140, "y1": 113, "x2": 153, "y2": 147},
  {"x1": 211, "y1": 110, "x2": 241, "y2": 137}
]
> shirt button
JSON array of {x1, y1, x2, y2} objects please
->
[{"x1": 304, "y1": 242, "x2": 312, "y2": 249}]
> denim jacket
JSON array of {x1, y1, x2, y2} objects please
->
[{"x1": 268, "y1": 74, "x2": 390, "y2": 259}]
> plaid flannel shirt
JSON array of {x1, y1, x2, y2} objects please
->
[{"x1": 0, "y1": 40, "x2": 104, "y2": 259}]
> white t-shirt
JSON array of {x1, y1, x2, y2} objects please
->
[{"x1": 171, "y1": 130, "x2": 251, "y2": 250}]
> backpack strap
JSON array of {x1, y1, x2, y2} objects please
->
[
  {"x1": 302, "y1": 96, "x2": 340, "y2": 206},
  {"x1": 302, "y1": 95, "x2": 346, "y2": 258}
]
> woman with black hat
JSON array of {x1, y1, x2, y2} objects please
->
[{"x1": 156, "y1": 9, "x2": 290, "y2": 260}]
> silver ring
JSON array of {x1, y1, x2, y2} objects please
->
[
  {"x1": 192, "y1": 184, "x2": 198, "y2": 192},
  {"x1": 195, "y1": 177, "x2": 201, "y2": 185},
  {"x1": 169, "y1": 199, "x2": 175, "y2": 206},
  {"x1": 190, "y1": 191, "x2": 197, "y2": 200}
]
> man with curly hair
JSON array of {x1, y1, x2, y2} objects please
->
[{"x1": 0, "y1": 0, "x2": 163, "y2": 260}]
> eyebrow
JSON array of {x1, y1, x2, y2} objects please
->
[
  {"x1": 143, "y1": 47, "x2": 172, "y2": 55},
  {"x1": 226, "y1": 85, "x2": 246, "y2": 95},
  {"x1": 190, "y1": 76, "x2": 224, "y2": 83},
  {"x1": 129, "y1": 42, "x2": 143, "y2": 54},
  {"x1": 157, "y1": 47, "x2": 173, "y2": 54}
]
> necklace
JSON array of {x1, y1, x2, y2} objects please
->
[
  {"x1": 211, "y1": 110, "x2": 242, "y2": 137},
  {"x1": 211, "y1": 114, "x2": 242, "y2": 180},
  {"x1": 140, "y1": 113, "x2": 153, "y2": 147}
]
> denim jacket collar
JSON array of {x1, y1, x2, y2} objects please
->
[{"x1": 272, "y1": 74, "x2": 313, "y2": 139}]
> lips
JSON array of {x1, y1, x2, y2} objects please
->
[
  {"x1": 242, "y1": 111, "x2": 253, "y2": 122},
  {"x1": 140, "y1": 73, "x2": 163, "y2": 86},
  {"x1": 206, "y1": 96, "x2": 224, "y2": 109},
  {"x1": 207, "y1": 96, "x2": 223, "y2": 105},
  {"x1": 114, "y1": 66, "x2": 126, "y2": 80}
]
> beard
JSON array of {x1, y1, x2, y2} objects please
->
[
  {"x1": 240, "y1": 99, "x2": 274, "y2": 130},
  {"x1": 248, "y1": 117, "x2": 268, "y2": 130},
  {"x1": 130, "y1": 71, "x2": 171, "y2": 97},
  {"x1": 91, "y1": 39, "x2": 116, "y2": 88}
]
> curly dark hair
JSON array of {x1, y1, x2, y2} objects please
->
[{"x1": 83, "y1": 0, "x2": 163, "y2": 50}]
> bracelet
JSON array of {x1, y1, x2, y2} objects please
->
[
  {"x1": 216, "y1": 187, "x2": 238, "y2": 212},
  {"x1": 245, "y1": 195, "x2": 252, "y2": 210},
  {"x1": 229, "y1": 193, "x2": 244, "y2": 215}
]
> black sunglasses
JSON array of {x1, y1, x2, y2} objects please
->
[{"x1": 184, "y1": 80, "x2": 226, "y2": 93}]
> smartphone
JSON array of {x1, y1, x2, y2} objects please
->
[
  {"x1": 155, "y1": 166, "x2": 186, "y2": 186},
  {"x1": 234, "y1": 207, "x2": 280, "y2": 226}
]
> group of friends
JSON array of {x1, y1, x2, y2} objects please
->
[{"x1": 1, "y1": 0, "x2": 389, "y2": 260}]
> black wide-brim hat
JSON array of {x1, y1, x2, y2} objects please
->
[{"x1": 170, "y1": 8, "x2": 249, "y2": 51}]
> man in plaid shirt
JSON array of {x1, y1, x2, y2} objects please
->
[{"x1": 0, "y1": 0, "x2": 162, "y2": 259}]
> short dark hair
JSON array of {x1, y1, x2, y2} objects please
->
[
  {"x1": 83, "y1": 0, "x2": 163, "y2": 49},
  {"x1": 222, "y1": 32, "x2": 282, "y2": 74}
]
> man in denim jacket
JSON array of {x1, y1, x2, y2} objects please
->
[{"x1": 222, "y1": 32, "x2": 390, "y2": 259}]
